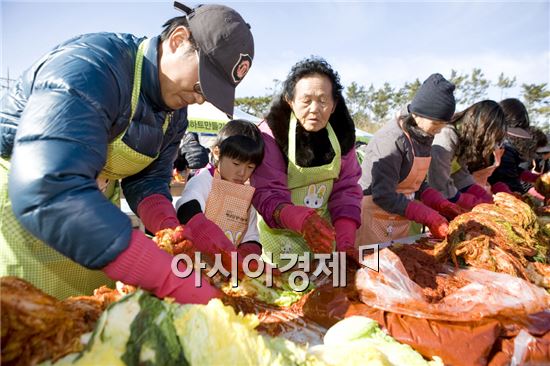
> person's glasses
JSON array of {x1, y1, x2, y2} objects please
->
[{"x1": 193, "y1": 81, "x2": 203, "y2": 96}]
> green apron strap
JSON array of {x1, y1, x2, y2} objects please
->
[
  {"x1": 129, "y1": 39, "x2": 147, "y2": 122},
  {"x1": 130, "y1": 39, "x2": 173, "y2": 131},
  {"x1": 116, "y1": 38, "x2": 172, "y2": 138},
  {"x1": 99, "y1": 38, "x2": 172, "y2": 181}
]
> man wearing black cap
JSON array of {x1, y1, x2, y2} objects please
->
[
  {"x1": 0, "y1": 2, "x2": 253, "y2": 303},
  {"x1": 357, "y1": 73, "x2": 465, "y2": 245}
]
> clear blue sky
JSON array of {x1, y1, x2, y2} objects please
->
[{"x1": 1, "y1": 0, "x2": 549, "y2": 104}]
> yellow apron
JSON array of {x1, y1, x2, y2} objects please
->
[
  {"x1": 356, "y1": 130, "x2": 431, "y2": 245},
  {"x1": 258, "y1": 115, "x2": 341, "y2": 266},
  {"x1": 0, "y1": 38, "x2": 172, "y2": 299},
  {"x1": 204, "y1": 170, "x2": 255, "y2": 246}
]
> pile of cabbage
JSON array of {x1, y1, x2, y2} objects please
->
[{"x1": 46, "y1": 290, "x2": 442, "y2": 366}]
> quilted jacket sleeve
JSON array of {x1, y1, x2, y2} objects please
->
[{"x1": 8, "y1": 34, "x2": 137, "y2": 268}]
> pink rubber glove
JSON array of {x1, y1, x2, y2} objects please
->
[
  {"x1": 520, "y1": 170, "x2": 540, "y2": 183},
  {"x1": 184, "y1": 213, "x2": 254, "y2": 276},
  {"x1": 184, "y1": 213, "x2": 235, "y2": 254},
  {"x1": 137, "y1": 194, "x2": 179, "y2": 233},
  {"x1": 527, "y1": 187, "x2": 545, "y2": 201},
  {"x1": 455, "y1": 192, "x2": 480, "y2": 210},
  {"x1": 464, "y1": 184, "x2": 493, "y2": 204},
  {"x1": 491, "y1": 182, "x2": 513, "y2": 194},
  {"x1": 404, "y1": 201, "x2": 449, "y2": 239},
  {"x1": 420, "y1": 188, "x2": 467, "y2": 219},
  {"x1": 334, "y1": 218, "x2": 357, "y2": 251},
  {"x1": 104, "y1": 229, "x2": 221, "y2": 304}
]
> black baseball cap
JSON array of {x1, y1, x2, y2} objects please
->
[{"x1": 174, "y1": 2, "x2": 254, "y2": 117}]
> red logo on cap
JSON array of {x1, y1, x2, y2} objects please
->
[{"x1": 232, "y1": 54, "x2": 252, "y2": 84}]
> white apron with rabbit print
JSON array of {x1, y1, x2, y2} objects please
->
[{"x1": 258, "y1": 115, "x2": 341, "y2": 267}]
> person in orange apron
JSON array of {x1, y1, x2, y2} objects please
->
[
  {"x1": 174, "y1": 120, "x2": 265, "y2": 272},
  {"x1": 428, "y1": 100, "x2": 507, "y2": 210},
  {"x1": 251, "y1": 57, "x2": 363, "y2": 266},
  {"x1": 489, "y1": 99, "x2": 550, "y2": 199},
  {"x1": 0, "y1": 3, "x2": 253, "y2": 302},
  {"x1": 357, "y1": 73, "x2": 464, "y2": 246}
]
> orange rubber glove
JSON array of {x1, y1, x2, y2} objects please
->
[
  {"x1": 279, "y1": 204, "x2": 335, "y2": 254},
  {"x1": 302, "y1": 213, "x2": 336, "y2": 254}
]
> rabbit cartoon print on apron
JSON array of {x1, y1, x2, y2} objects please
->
[{"x1": 304, "y1": 184, "x2": 327, "y2": 209}]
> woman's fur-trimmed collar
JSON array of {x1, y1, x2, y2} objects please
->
[{"x1": 267, "y1": 100, "x2": 356, "y2": 167}]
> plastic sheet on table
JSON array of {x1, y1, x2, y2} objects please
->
[{"x1": 356, "y1": 248, "x2": 550, "y2": 322}]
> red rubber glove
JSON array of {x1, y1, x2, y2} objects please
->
[
  {"x1": 104, "y1": 230, "x2": 221, "y2": 304},
  {"x1": 455, "y1": 192, "x2": 480, "y2": 210},
  {"x1": 520, "y1": 170, "x2": 540, "y2": 183},
  {"x1": 137, "y1": 194, "x2": 179, "y2": 233},
  {"x1": 237, "y1": 242, "x2": 262, "y2": 256},
  {"x1": 491, "y1": 182, "x2": 513, "y2": 194},
  {"x1": 464, "y1": 184, "x2": 493, "y2": 204},
  {"x1": 278, "y1": 204, "x2": 316, "y2": 232},
  {"x1": 404, "y1": 201, "x2": 449, "y2": 239},
  {"x1": 420, "y1": 188, "x2": 467, "y2": 219},
  {"x1": 184, "y1": 213, "x2": 257, "y2": 277},
  {"x1": 439, "y1": 200, "x2": 468, "y2": 219},
  {"x1": 279, "y1": 205, "x2": 335, "y2": 253},
  {"x1": 334, "y1": 218, "x2": 359, "y2": 264}
]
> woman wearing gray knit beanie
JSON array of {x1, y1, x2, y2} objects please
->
[{"x1": 357, "y1": 73, "x2": 463, "y2": 246}]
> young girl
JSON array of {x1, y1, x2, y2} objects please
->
[
  {"x1": 175, "y1": 120, "x2": 265, "y2": 264},
  {"x1": 357, "y1": 73, "x2": 464, "y2": 245},
  {"x1": 428, "y1": 100, "x2": 506, "y2": 209}
]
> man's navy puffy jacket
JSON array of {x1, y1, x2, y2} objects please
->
[{"x1": 0, "y1": 33, "x2": 187, "y2": 268}]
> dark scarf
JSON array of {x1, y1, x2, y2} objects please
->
[{"x1": 402, "y1": 118, "x2": 435, "y2": 147}]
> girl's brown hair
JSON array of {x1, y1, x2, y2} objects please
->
[{"x1": 454, "y1": 100, "x2": 506, "y2": 172}]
